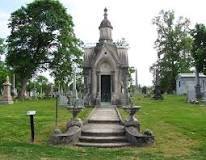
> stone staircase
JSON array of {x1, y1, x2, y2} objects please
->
[{"x1": 76, "y1": 107, "x2": 130, "y2": 147}]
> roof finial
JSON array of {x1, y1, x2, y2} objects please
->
[{"x1": 104, "y1": 7, "x2": 108, "y2": 19}]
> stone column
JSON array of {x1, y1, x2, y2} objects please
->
[
  {"x1": 0, "y1": 76, "x2": 14, "y2": 104},
  {"x1": 111, "y1": 71, "x2": 115, "y2": 92},
  {"x1": 96, "y1": 71, "x2": 101, "y2": 105},
  {"x1": 111, "y1": 70, "x2": 118, "y2": 105},
  {"x1": 123, "y1": 67, "x2": 129, "y2": 104},
  {"x1": 91, "y1": 69, "x2": 97, "y2": 105}
]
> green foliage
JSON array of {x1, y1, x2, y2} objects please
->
[
  {"x1": 27, "y1": 75, "x2": 52, "y2": 97},
  {"x1": 191, "y1": 23, "x2": 206, "y2": 73},
  {"x1": 6, "y1": 0, "x2": 82, "y2": 98},
  {"x1": 151, "y1": 10, "x2": 192, "y2": 93},
  {"x1": 0, "y1": 38, "x2": 6, "y2": 55}
]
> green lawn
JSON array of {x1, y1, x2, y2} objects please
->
[{"x1": 0, "y1": 96, "x2": 206, "y2": 160}]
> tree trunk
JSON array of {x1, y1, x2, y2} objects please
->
[
  {"x1": 19, "y1": 78, "x2": 28, "y2": 99},
  {"x1": 195, "y1": 67, "x2": 201, "y2": 99}
]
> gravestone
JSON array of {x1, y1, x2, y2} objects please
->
[
  {"x1": 58, "y1": 95, "x2": 69, "y2": 106},
  {"x1": 201, "y1": 91, "x2": 206, "y2": 102},
  {"x1": 187, "y1": 88, "x2": 197, "y2": 103},
  {"x1": 0, "y1": 76, "x2": 14, "y2": 104}
]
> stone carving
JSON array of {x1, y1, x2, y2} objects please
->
[
  {"x1": 50, "y1": 119, "x2": 82, "y2": 145},
  {"x1": 187, "y1": 88, "x2": 197, "y2": 103},
  {"x1": 123, "y1": 96, "x2": 154, "y2": 146},
  {"x1": 0, "y1": 76, "x2": 14, "y2": 104},
  {"x1": 58, "y1": 95, "x2": 69, "y2": 106},
  {"x1": 51, "y1": 66, "x2": 84, "y2": 145}
]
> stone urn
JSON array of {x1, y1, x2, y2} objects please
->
[
  {"x1": 66, "y1": 99, "x2": 84, "y2": 120},
  {"x1": 123, "y1": 105, "x2": 141, "y2": 122},
  {"x1": 123, "y1": 105, "x2": 141, "y2": 131}
]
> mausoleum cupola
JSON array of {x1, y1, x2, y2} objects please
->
[{"x1": 99, "y1": 8, "x2": 113, "y2": 43}]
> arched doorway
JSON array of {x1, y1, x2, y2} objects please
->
[
  {"x1": 98, "y1": 61, "x2": 114, "y2": 103},
  {"x1": 101, "y1": 75, "x2": 111, "y2": 102}
]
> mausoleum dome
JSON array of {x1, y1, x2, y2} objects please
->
[
  {"x1": 99, "y1": 8, "x2": 113, "y2": 29},
  {"x1": 99, "y1": 8, "x2": 113, "y2": 43}
]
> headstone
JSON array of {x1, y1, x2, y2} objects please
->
[
  {"x1": 201, "y1": 91, "x2": 206, "y2": 102},
  {"x1": 49, "y1": 85, "x2": 54, "y2": 98},
  {"x1": 0, "y1": 76, "x2": 14, "y2": 104},
  {"x1": 58, "y1": 95, "x2": 68, "y2": 106},
  {"x1": 187, "y1": 88, "x2": 197, "y2": 103}
]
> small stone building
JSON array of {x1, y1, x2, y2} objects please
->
[
  {"x1": 176, "y1": 73, "x2": 206, "y2": 95},
  {"x1": 83, "y1": 8, "x2": 129, "y2": 106}
]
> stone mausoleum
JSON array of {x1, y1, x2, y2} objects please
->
[{"x1": 83, "y1": 8, "x2": 129, "y2": 106}]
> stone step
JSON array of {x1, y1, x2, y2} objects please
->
[
  {"x1": 81, "y1": 123, "x2": 125, "y2": 136},
  {"x1": 79, "y1": 136, "x2": 127, "y2": 143},
  {"x1": 88, "y1": 119, "x2": 120, "y2": 124},
  {"x1": 81, "y1": 130, "x2": 125, "y2": 137},
  {"x1": 76, "y1": 142, "x2": 131, "y2": 148}
]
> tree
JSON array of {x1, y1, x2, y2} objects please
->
[
  {"x1": 27, "y1": 75, "x2": 51, "y2": 97},
  {"x1": 151, "y1": 10, "x2": 192, "y2": 93},
  {"x1": 191, "y1": 24, "x2": 206, "y2": 74},
  {"x1": 6, "y1": 0, "x2": 82, "y2": 99},
  {"x1": 0, "y1": 38, "x2": 6, "y2": 55},
  {"x1": 191, "y1": 24, "x2": 206, "y2": 98}
]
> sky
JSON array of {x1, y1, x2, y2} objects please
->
[{"x1": 1, "y1": 0, "x2": 206, "y2": 86}]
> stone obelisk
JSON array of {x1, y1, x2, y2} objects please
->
[{"x1": 0, "y1": 76, "x2": 14, "y2": 104}]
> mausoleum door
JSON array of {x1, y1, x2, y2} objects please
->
[{"x1": 101, "y1": 75, "x2": 111, "y2": 102}]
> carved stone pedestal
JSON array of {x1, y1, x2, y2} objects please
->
[{"x1": 0, "y1": 76, "x2": 13, "y2": 104}]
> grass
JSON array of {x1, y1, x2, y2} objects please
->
[
  {"x1": 0, "y1": 96, "x2": 206, "y2": 159},
  {"x1": 120, "y1": 95, "x2": 206, "y2": 159}
]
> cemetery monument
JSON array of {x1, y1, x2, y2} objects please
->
[
  {"x1": 83, "y1": 8, "x2": 129, "y2": 106},
  {"x1": 51, "y1": 8, "x2": 154, "y2": 147},
  {"x1": 0, "y1": 76, "x2": 14, "y2": 104}
]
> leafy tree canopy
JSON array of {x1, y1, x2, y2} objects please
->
[
  {"x1": 151, "y1": 10, "x2": 192, "y2": 93},
  {"x1": 0, "y1": 38, "x2": 6, "y2": 55},
  {"x1": 6, "y1": 0, "x2": 82, "y2": 98},
  {"x1": 191, "y1": 23, "x2": 206, "y2": 73}
]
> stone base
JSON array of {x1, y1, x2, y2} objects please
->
[
  {"x1": 50, "y1": 119, "x2": 82, "y2": 145},
  {"x1": 125, "y1": 120, "x2": 140, "y2": 132},
  {"x1": 125, "y1": 127, "x2": 154, "y2": 147},
  {"x1": 0, "y1": 100, "x2": 14, "y2": 104}
]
